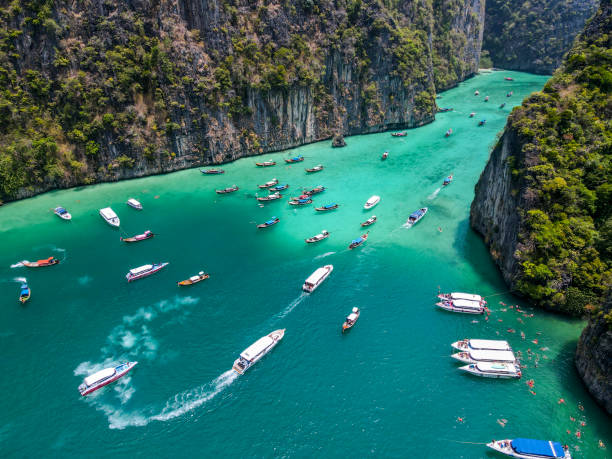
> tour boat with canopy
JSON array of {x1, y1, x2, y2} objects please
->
[
  {"x1": 257, "y1": 192, "x2": 282, "y2": 202},
  {"x1": 361, "y1": 216, "x2": 377, "y2": 227},
  {"x1": 54, "y1": 206, "x2": 72, "y2": 220},
  {"x1": 302, "y1": 265, "x2": 333, "y2": 293},
  {"x1": 127, "y1": 198, "x2": 143, "y2": 210},
  {"x1": 315, "y1": 203, "x2": 339, "y2": 211},
  {"x1": 257, "y1": 216, "x2": 280, "y2": 228},
  {"x1": 232, "y1": 329, "x2": 285, "y2": 375},
  {"x1": 201, "y1": 168, "x2": 225, "y2": 174},
  {"x1": 364, "y1": 195, "x2": 380, "y2": 209},
  {"x1": 405, "y1": 207, "x2": 428, "y2": 227},
  {"x1": 348, "y1": 232, "x2": 368, "y2": 249},
  {"x1": 451, "y1": 349, "x2": 517, "y2": 365},
  {"x1": 121, "y1": 230, "x2": 154, "y2": 243},
  {"x1": 285, "y1": 155, "x2": 304, "y2": 163},
  {"x1": 436, "y1": 298, "x2": 485, "y2": 314},
  {"x1": 256, "y1": 160, "x2": 276, "y2": 167},
  {"x1": 100, "y1": 207, "x2": 120, "y2": 227},
  {"x1": 305, "y1": 165, "x2": 323, "y2": 173},
  {"x1": 438, "y1": 292, "x2": 486, "y2": 305},
  {"x1": 304, "y1": 185, "x2": 326, "y2": 196},
  {"x1": 125, "y1": 263, "x2": 168, "y2": 282},
  {"x1": 443, "y1": 175, "x2": 453, "y2": 186},
  {"x1": 19, "y1": 283, "x2": 30, "y2": 304},
  {"x1": 78, "y1": 361, "x2": 138, "y2": 396},
  {"x1": 177, "y1": 271, "x2": 210, "y2": 286},
  {"x1": 22, "y1": 256, "x2": 60, "y2": 268},
  {"x1": 216, "y1": 185, "x2": 239, "y2": 194},
  {"x1": 451, "y1": 339, "x2": 511, "y2": 353},
  {"x1": 289, "y1": 198, "x2": 312, "y2": 206},
  {"x1": 487, "y1": 438, "x2": 571, "y2": 459},
  {"x1": 391, "y1": 132, "x2": 407, "y2": 137},
  {"x1": 459, "y1": 362, "x2": 522, "y2": 379},
  {"x1": 305, "y1": 230, "x2": 329, "y2": 243},
  {"x1": 342, "y1": 307, "x2": 360, "y2": 332},
  {"x1": 258, "y1": 178, "x2": 278, "y2": 189}
]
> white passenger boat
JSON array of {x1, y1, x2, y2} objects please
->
[
  {"x1": 99, "y1": 207, "x2": 120, "y2": 227},
  {"x1": 436, "y1": 298, "x2": 485, "y2": 314},
  {"x1": 364, "y1": 195, "x2": 380, "y2": 210},
  {"x1": 126, "y1": 263, "x2": 169, "y2": 282},
  {"x1": 451, "y1": 349, "x2": 517, "y2": 364},
  {"x1": 459, "y1": 362, "x2": 521, "y2": 379},
  {"x1": 451, "y1": 339, "x2": 511, "y2": 352},
  {"x1": 487, "y1": 438, "x2": 572, "y2": 459},
  {"x1": 302, "y1": 265, "x2": 333, "y2": 293},
  {"x1": 127, "y1": 198, "x2": 143, "y2": 210},
  {"x1": 54, "y1": 206, "x2": 72, "y2": 220},
  {"x1": 78, "y1": 361, "x2": 138, "y2": 396},
  {"x1": 438, "y1": 291, "x2": 486, "y2": 305},
  {"x1": 232, "y1": 329, "x2": 285, "y2": 375}
]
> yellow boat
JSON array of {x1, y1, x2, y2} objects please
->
[{"x1": 177, "y1": 271, "x2": 209, "y2": 286}]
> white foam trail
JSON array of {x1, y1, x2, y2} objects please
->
[
  {"x1": 10, "y1": 262, "x2": 24, "y2": 268},
  {"x1": 428, "y1": 187, "x2": 441, "y2": 199},
  {"x1": 274, "y1": 292, "x2": 308, "y2": 321},
  {"x1": 13, "y1": 277, "x2": 27, "y2": 283},
  {"x1": 315, "y1": 251, "x2": 336, "y2": 260}
]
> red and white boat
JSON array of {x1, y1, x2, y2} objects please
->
[
  {"x1": 126, "y1": 263, "x2": 168, "y2": 282},
  {"x1": 78, "y1": 361, "x2": 138, "y2": 396}
]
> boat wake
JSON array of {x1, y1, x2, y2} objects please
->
[
  {"x1": 314, "y1": 251, "x2": 335, "y2": 260},
  {"x1": 273, "y1": 292, "x2": 308, "y2": 321},
  {"x1": 13, "y1": 277, "x2": 27, "y2": 283},
  {"x1": 10, "y1": 262, "x2": 24, "y2": 268},
  {"x1": 428, "y1": 187, "x2": 441, "y2": 200}
]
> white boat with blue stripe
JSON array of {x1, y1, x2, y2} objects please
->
[{"x1": 487, "y1": 438, "x2": 571, "y2": 459}]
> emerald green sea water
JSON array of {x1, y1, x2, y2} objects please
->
[{"x1": 1, "y1": 71, "x2": 610, "y2": 458}]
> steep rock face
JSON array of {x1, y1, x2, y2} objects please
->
[
  {"x1": 0, "y1": 0, "x2": 484, "y2": 203},
  {"x1": 482, "y1": 0, "x2": 599, "y2": 74},
  {"x1": 576, "y1": 294, "x2": 612, "y2": 414}
]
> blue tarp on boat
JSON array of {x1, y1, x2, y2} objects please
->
[
  {"x1": 511, "y1": 438, "x2": 565, "y2": 458},
  {"x1": 351, "y1": 238, "x2": 363, "y2": 244},
  {"x1": 410, "y1": 210, "x2": 424, "y2": 219},
  {"x1": 298, "y1": 199, "x2": 309, "y2": 203},
  {"x1": 325, "y1": 204, "x2": 336, "y2": 208}
]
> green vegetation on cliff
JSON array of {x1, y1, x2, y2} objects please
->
[{"x1": 503, "y1": 2, "x2": 611, "y2": 314}]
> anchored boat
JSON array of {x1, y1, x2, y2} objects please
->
[
  {"x1": 270, "y1": 184, "x2": 289, "y2": 192},
  {"x1": 216, "y1": 185, "x2": 239, "y2": 194},
  {"x1": 19, "y1": 283, "x2": 30, "y2": 304},
  {"x1": 305, "y1": 230, "x2": 329, "y2": 243},
  {"x1": 126, "y1": 263, "x2": 168, "y2": 282},
  {"x1": 342, "y1": 307, "x2": 360, "y2": 332},
  {"x1": 451, "y1": 349, "x2": 517, "y2": 365},
  {"x1": 285, "y1": 155, "x2": 304, "y2": 163},
  {"x1": 443, "y1": 175, "x2": 453, "y2": 186},
  {"x1": 257, "y1": 192, "x2": 282, "y2": 202},
  {"x1": 258, "y1": 178, "x2": 278, "y2": 189},
  {"x1": 391, "y1": 132, "x2": 407, "y2": 137},
  {"x1": 315, "y1": 203, "x2": 338, "y2": 211},
  {"x1": 99, "y1": 207, "x2": 120, "y2": 227},
  {"x1": 289, "y1": 198, "x2": 312, "y2": 206},
  {"x1": 445, "y1": 128, "x2": 453, "y2": 137},
  {"x1": 232, "y1": 329, "x2": 285, "y2": 375},
  {"x1": 361, "y1": 215, "x2": 377, "y2": 227},
  {"x1": 78, "y1": 362, "x2": 138, "y2": 396},
  {"x1": 54, "y1": 206, "x2": 72, "y2": 220},
  {"x1": 364, "y1": 195, "x2": 380, "y2": 210},
  {"x1": 348, "y1": 233, "x2": 368, "y2": 249},
  {"x1": 487, "y1": 438, "x2": 571, "y2": 459},
  {"x1": 127, "y1": 198, "x2": 143, "y2": 210},
  {"x1": 302, "y1": 265, "x2": 333, "y2": 293},
  {"x1": 257, "y1": 216, "x2": 280, "y2": 228},
  {"x1": 201, "y1": 168, "x2": 225, "y2": 174},
  {"x1": 305, "y1": 165, "x2": 323, "y2": 173},
  {"x1": 405, "y1": 207, "x2": 428, "y2": 227},
  {"x1": 436, "y1": 299, "x2": 485, "y2": 314},
  {"x1": 438, "y1": 292, "x2": 486, "y2": 305},
  {"x1": 451, "y1": 339, "x2": 511, "y2": 353},
  {"x1": 178, "y1": 271, "x2": 209, "y2": 286},
  {"x1": 304, "y1": 185, "x2": 325, "y2": 196},
  {"x1": 22, "y1": 257, "x2": 60, "y2": 268},
  {"x1": 121, "y1": 230, "x2": 154, "y2": 243},
  {"x1": 256, "y1": 160, "x2": 276, "y2": 167},
  {"x1": 459, "y1": 362, "x2": 521, "y2": 379}
]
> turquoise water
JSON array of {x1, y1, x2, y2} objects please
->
[{"x1": 0, "y1": 71, "x2": 609, "y2": 458}]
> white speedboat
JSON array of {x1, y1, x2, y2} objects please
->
[
  {"x1": 126, "y1": 263, "x2": 169, "y2": 282},
  {"x1": 364, "y1": 195, "x2": 380, "y2": 210},
  {"x1": 232, "y1": 329, "x2": 285, "y2": 375},
  {"x1": 127, "y1": 198, "x2": 143, "y2": 210},
  {"x1": 451, "y1": 349, "x2": 517, "y2": 364},
  {"x1": 405, "y1": 207, "x2": 427, "y2": 227},
  {"x1": 54, "y1": 206, "x2": 72, "y2": 220},
  {"x1": 99, "y1": 207, "x2": 120, "y2": 227},
  {"x1": 438, "y1": 292, "x2": 486, "y2": 304},
  {"x1": 436, "y1": 298, "x2": 484, "y2": 314},
  {"x1": 451, "y1": 339, "x2": 511, "y2": 352},
  {"x1": 487, "y1": 439, "x2": 572, "y2": 459},
  {"x1": 459, "y1": 362, "x2": 521, "y2": 379},
  {"x1": 78, "y1": 361, "x2": 138, "y2": 396},
  {"x1": 302, "y1": 265, "x2": 333, "y2": 293}
]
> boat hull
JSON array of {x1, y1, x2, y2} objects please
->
[
  {"x1": 79, "y1": 362, "x2": 138, "y2": 396},
  {"x1": 177, "y1": 274, "x2": 209, "y2": 286},
  {"x1": 436, "y1": 302, "x2": 484, "y2": 314},
  {"x1": 126, "y1": 263, "x2": 168, "y2": 282},
  {"x1": 232, "y1": 329, "x2": 285, "y2": 375},
  {"x1": 487, "y1": 441, "x2": 571, "y2": 459},
  {"x1": 459, "y1": 365, "x2": 521, "y2": 379},
  {"x1": 302, "y1": 265, "x2": 333, "y2": 293}
]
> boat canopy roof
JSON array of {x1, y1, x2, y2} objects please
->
[
  {"x1": 468, "y1": 349, "x2": 516, "y2": 362},
  {"x1": 347, "y1": 312, "x2": 358, "y2": 321},
  {"x1": 129, "y1": 264, "x2": 153, "y2": 275},
  {"x1": 265, "y1": 217, "x2": 278, "y2": 224},
  {"x1": 366, "y1": 195, "x2": 380, "y2": 204},
  {"x1": 452, "y1": 299, "x2": 483, "y2": 309},
  {"x1": 468, "y1": 339, "x2": 510, "y2": 350},
  {"x1": 410, "y1": 210, "x2": 424, "y2": 218},
  {"x1": 84, "y1": 367, "x2": 116, "y2": 386},
  {"x1": 37, "y1": 256, "x2": 54, "y2": 264},
  {"x1": 305, "y1": 267, "x2": 329, "y2": 285},
  {"x1": 325, "y1": 204, "x2": 337, "y2": 208},
  {"x1": 127, "y1": 198, "x2": 140, "y2": 204},
  {"x1": 189, "y1": 276, "x2": 200, "y2": 282},
  {"x1": 351, "y1": 237, "x2": 364, "y2": 244},
  {"x1": 100, "y1": 207, "x2": 117, "y2": 219},
  {"x1": 450, "y1": 292, "x2": 482, "y2": 302},
  {"x1": 240, "y1": 335, "x2": 274, "y2": 361},
  {"x1": 55, "y1": 207, "x2": 67, "y2": 213},
  {"x1": 298, "y1": 199, "x2": 310, "y2": 203},
  {"x1": 20, "y1": 288, "x2": 29, "y2": 295},
  {"x1": 511, "y1": 439, "x2": 565, "y2": 458},
  {"x1": 475, "y1": 362, "x2": 515, "y2": 372}
]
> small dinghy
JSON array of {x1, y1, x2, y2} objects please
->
[
  {"x1": 348, "y1": 232, "x2": 368, "y2": 249},
  {"x1": 305, "y1": 165, "x2": 323, "y2": 173},
  {"x1": 361, "y1": 215, "x2": 377, "y2": 227},
  {"x1": 54, "y1": 206, "x2": 72, "y2": 220},
  {"x1": 22, "y1": 257, "x2": 60, "y2": 268},
  {"x1": 216, "y1": 185, "x2": 239, "y2": 194},
  {"x1": 499, "y1": 103, "x2": 506, "y2": 109},
  {"x1": 469, "y1": 112, "x2": 476, "y2": 118},
  {"x1": 258, "y1": 178, "x2": 278, "y2": 189},
  {"x1": 381, "y1": 151, "x2": 388, "y2": 160},
  {"x1": 127, "y1": 198, "x2": 143, "y2": 210},
  {"x1": 445, "y1": 128, "x2": 453, "y2": 137},
  {"x1": 121, "y1": 230, "x2": 154, "y2": 243},
  {"x1": 100, "y1": 207, "x2": 120, "y2": 227},
  {"x1": 504, "y1": 77, "x2": 514, "y2": 81},
  {"x1": 302, "y1": 265, "x2": 333, "y2": 293},
  {"x1": 391, "y1": 132, "x2": 407, "y2": 137},
  {"x1": 201, "y1": 168, "x2": 225, "y2": 174},
  {"x1": 126, "y1": 263, "x2": 168, "y2": 282},
  {"x1": 257, "y1": 216, "x2": 279, "y2": 228},
  {"x1": 459, "y1": 362, "x2": 521, "y2": 379},
  {"x1": 364, "y1": 195, "x2": 380, "y2": 210},
  {"x1": 19, "y1": 283, "x2": 30, "y2": 304},
  {"x1": 342, "y1": 307, "x2": 360, "y2": 332},
  {"x1": 289, "y1": 198, "x2": 312, "y2": 206},
  {"x1": 305, "y1": 230, "x2": 329, "y2": 243},
  {"x1": 178, "y1": 271, "x2": 210, "y2": 286},
  {"x1": 256, "y1": 160, "x2": 276, "y2": 167},
  {"x1": 232, "y1": 329, "x2": 285, "y2": 375},
  {"x1": 304, "y1": 185, "x2": 325, "y2": 196},
  {"x1": 437, "y1": 292, "x2": 486, "y2": 304},
  {"x1": 438, "y1": 107, "x2": 453, "y2": 112},
  {"x1": 257, "y1": 192, "x2": 282, "y2": 202},
  {"x1": 484, "y1": 96, "x2": 489, "y2": 102},
  {"x1": 487, "y1": 438, "x2": 571, "y2": 459},
  {"x1": 474, "y1": 90, "x2": 480, "y2": 96},
  {"x1": 405, "y1": 207, "x2": 427, "y2": 227},
  {"x1": 315, "y1": 203, "x2": 339, "y2": 211},
  {"x1": 79, "y1": 362, "x2": 138, "y2": 396},
  {"x1": 443, "y1": 175, "x2": 453, "y2": 186},
  {"x1": 478, "y1": 119, "x2": 486, "y2": 126},
  {"x1": 285, "y1": 155, "x2": 304, "y2": 163}
]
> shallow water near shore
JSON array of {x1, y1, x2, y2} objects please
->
[{"x1": 0, "y1": 70, "x2": 610, "y2": 458}]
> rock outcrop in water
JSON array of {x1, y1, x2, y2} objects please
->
[
  {"x1": 0, "y1": 0, "x2": 486, "y2": 202},
  {"x1": 482, "y1": 0, "x2": 599, "y2": 74}
]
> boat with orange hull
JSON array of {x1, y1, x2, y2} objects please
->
[
  {"x1": 342, "y1": 307, "x2": 360, "y2": 332},
  {"x1": 22, "y1": 257, "x2": 60, "y2": 268},
  {"x1": 178, "y1": 271, "x2": 209, "y2": 286},
  {"x1": 258, "y1": 178, "x2": 278, "y2": 189},
  {"x1": 284, "y1": 155, "x2": 304, "y2": 163}
]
